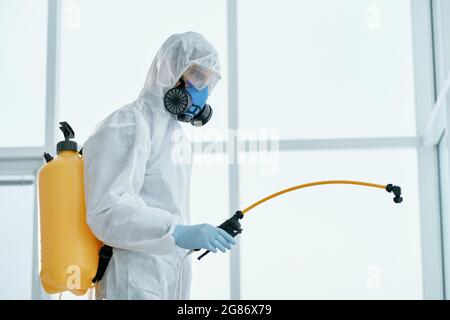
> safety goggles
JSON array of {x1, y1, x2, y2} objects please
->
[{"x1": 183, "y1": 64, "x2": 220, "y2": 92}]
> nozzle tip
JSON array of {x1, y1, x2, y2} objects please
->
[
  {"x1": 386, "y1": 184, "x2": 402, "y2": 204},
  {"x1": 394, "y1": 196, "x2": 403, "y2": 204}
]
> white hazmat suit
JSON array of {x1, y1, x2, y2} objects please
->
[{"x1": 83, "y1": 32, "x2": 221, "y2": 299}]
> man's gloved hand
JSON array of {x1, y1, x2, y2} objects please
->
[{"x1": 172, "y1": 223, "x2": 236, "y2": 253}]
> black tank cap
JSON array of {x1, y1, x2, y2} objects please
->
[{"x1": 56, "y1": 122, "x2": 78, "y2": 154}]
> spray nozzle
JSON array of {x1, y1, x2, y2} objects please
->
[
  {"x1": 197, "y1": 211, "x2": 244, "y2": 260},
  {"x1": 386, "y1": 184, "x2": 403, "y2": 203}
]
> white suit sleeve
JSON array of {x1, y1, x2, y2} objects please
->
[{"x1": 83, "y1": 108, "x2": 179, "y2": 255}]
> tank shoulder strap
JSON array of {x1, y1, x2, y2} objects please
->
[{"x1": 92, "y1": 245, "x2": 113, "y2": 283}]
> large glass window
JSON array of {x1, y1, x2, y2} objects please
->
[
  {"x1": 1, "y1": 0, "x2": 443, "y2": 300},
  {"x1": 0, "y1": 0, "x2": 47, "y2": 147},
  {"x1": 0, "y1": 180, "x2": 35, "y2": 299},
  {"x1": 237, "y1": 0, "x2": 416, "y2": 139},
  {"x1": 239, "y1": 149, "x2": 422, "y2": 299},
  {"x1": 234, "y1": 0, "x2": 422, "y2": 299}
]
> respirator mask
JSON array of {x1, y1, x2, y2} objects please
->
[{"x1": 164, "y1": 65, "x2": 219, "y2": 127}]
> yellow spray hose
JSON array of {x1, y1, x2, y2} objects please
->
[
  {"x1": 197, "y1": 180, "x2": 402, "y2": 260},
  {"x1": 242, "y1": 180, "x2": 388, "y2": 215}
]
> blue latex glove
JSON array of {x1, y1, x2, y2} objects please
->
[{"x1": 172, "y1": 223, "x2": 236, "y2": 253}]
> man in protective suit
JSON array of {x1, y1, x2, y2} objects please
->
[{"x1": 83, "y1": 32, "x2": 236, "y2": 300}]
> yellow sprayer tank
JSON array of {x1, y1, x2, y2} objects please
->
[{"x1": 38, "y1": 122, "x2": 101, "y2": 295}]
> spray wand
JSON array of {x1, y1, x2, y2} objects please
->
[{"x1": 197, "y1": 180, "x2": 402, "y2": 260}]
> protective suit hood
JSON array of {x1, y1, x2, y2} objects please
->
[{"x1": 138, "y1": 32, "x2": 221, "y2": 115}]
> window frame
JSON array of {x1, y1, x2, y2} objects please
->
[{"x1": 428, "y1": 0, "x2": 450, "y2": 300}]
